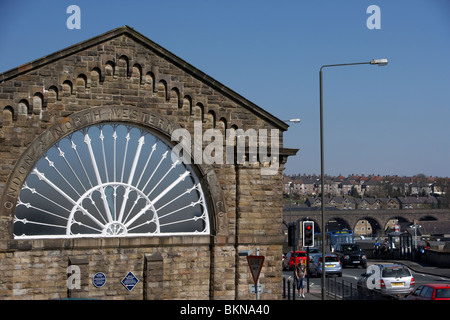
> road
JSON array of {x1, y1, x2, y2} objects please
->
[
  {"x1": 338, "y1": 261, "x2": 450, "y2": 287},
  {"x1": 283, "y1": 259, "x2": 450, "y2": 297}
]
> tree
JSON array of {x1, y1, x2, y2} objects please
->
[{"x1": 350, "y1": 186, "x2": 359, "y2": 197}]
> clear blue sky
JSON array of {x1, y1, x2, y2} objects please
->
[{"x1": 1, "y1": 0, "x2": 449, "y2": 177}]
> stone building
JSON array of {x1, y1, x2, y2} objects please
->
[{"x1": 0, "y1": 26, "x2": 296, "y2": 299}]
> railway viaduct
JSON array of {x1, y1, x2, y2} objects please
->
[{"x1": 283, "y1": 207, "x2": 450, "y2": 236}]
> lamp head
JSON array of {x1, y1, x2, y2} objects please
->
[{"x1": 370, "y1": 58, "x2": 388, "y2": 66}]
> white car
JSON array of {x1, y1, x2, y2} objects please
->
[{"x1": 358, "y1": 264, "x2": 415, "y2": 296}]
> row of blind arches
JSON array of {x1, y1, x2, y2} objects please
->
[{"x1": 1, "y1": 55, "x2": 234, "y2": 131}]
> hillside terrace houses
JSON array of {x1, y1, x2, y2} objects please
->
[
  {"x1": 304, "y1": 195, "x2": 437, "y2": 210},
  {"x1": 283, "y1": 174, "x2": 448, "y2": 198},
  {"x1": 397, "y1": 195, "x2": 439, "y2": 209}
]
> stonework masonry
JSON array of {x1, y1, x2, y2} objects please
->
[{"x1": 0, "y1": 26, "x2": 296, "y2": 299}]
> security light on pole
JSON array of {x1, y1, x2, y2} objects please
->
[
  {"x1": 283, "y1": 118, "x2": 301, "y2": 123},
  {"x1": 370, "y1": 58, "x2": 388, "y2": 66}
]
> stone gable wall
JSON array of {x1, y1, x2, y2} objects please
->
[{"x1": 0, "y1": 29, "x2": 286, "y2": 300}]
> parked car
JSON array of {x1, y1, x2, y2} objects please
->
[
  {"x1": 283, "y1": 250, "x2": 307, "y2": 271},
  {"x1": 406, "y1": 284, "x2": 450, "y2": 300},
  {"x1": 358, "y1": 264, "x2": 415, "y2": 296},
  {"x1": 308, "y1": 254, "x2": 342, "y2": 277},
  {"x1": 334, "y1": 243, "x2": 367, "y2": 268}
]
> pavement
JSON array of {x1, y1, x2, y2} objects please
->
[
  {"x1": 282, "y1": 276, "x2": 326, "y2": 301},
  {"x1": 284, "y1": 259, "x2": 450, "y2": 301}
]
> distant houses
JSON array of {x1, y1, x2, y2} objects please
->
[
  {"x1": 303, "y1": 195, "x2": 437, "y2": 210},
  {"x1": 283, "y1": 174, "x2": 448, "y2": 209},
  {"x1": 283, "y1": 174, "x2": 449, "y2": 238},
  {"x1": 397, "y1": 195, "x2": 439, "y2": 209}
]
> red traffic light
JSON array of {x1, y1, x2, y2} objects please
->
[{"x1": 303, "y1": 222, "x2": 314, "y2": 247}]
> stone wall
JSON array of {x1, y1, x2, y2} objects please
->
[
  {"x1": 0, "y1": 26, "x2": 293, "y2": 300},
  {"x1": 0, "y1": 237, "x2": 211, "y2": 300},
  {"x1": 424, "y1": 249, "x2": 450, "y2": 268}
]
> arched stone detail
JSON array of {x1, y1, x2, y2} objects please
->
[
  {"x1": 105, "y1": 60, "x2": 115, "y2": 78},
  {"x1": 418, "y1": 214, "x2": 438, "y2": 221},
  {"x1": 18, "y1": 99, "x2": 29, "y2": 116},
  {"x1": 2, "y1": 106, "x2": 14, "y2": 125},
  {"x1": 2, "y1": 52, "x2": 268, "y2": 143},
  {"x1": 0, "y1": 105, "x2": 228, "y2": 239},
  {"x1": 352, "y1": 216, "x2": 384, "y2": 236},
  {"x1": 62, "y1": 80, "x2": 73, "y2": 96},
  {"x1": 76, "y1": 74, "x2": 88, "y2": 92},
  {"x1": 131, "y1": 63, "x2": 142, "y2": 85},
  {"x1": 326, "y1": 216, "x2": 352, "y2": 231},
  {"x1": 381, "y1": 215, "x2": 411, "y2": 232},
  {"x1": 90, "y1": 67, "x2": 102, "y2": 84},
  {"x1": 117, "y1": 55, "x2": 129, "y2": 78}
]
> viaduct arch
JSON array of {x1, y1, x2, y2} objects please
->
[{"x1": 283, "y1": 208, "x2": 450, "y2": 236}]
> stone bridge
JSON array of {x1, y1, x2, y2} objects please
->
[{"x1": 283, "y1": 207, "x2": 450, "y2": 235}]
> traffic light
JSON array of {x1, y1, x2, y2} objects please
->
[
  {"x1": 303, "y1": 221, "x2": 314, "y2": 247},
  {"x1": 287, "y1": 223, "x2": 298, "y2": 246}
]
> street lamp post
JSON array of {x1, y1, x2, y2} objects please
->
[
  {"x1": 410, "y1": 223, "x2": 422, "y2": 251},
  {"x1": 319, "y1": 58, "x2": 388, "y2": 300}
]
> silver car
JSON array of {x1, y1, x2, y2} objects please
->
[
  {"x1": 309, "y1": 254, "x2": 342, "y2": 277},
  {"x1": 358, "y1": 264, "x2": 415, "y2": 296}
]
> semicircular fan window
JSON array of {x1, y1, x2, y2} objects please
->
[{"x1": 14, "y1": 123, "x2": 209, "y2": 238}]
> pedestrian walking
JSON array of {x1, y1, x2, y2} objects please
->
[
  {"x1": 295, "y1": 261, "x2": 306, "y2": 298},
  {"x1": 374, "y1": 239, "x2": 381, "y2": 259}
]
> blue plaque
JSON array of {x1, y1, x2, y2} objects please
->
[
  {"x1": 93, "y1": 272, "x2": 106, "y2": 288},
  {"x1": 121, "y1": 271, "x2": 139, "y2": 291}
]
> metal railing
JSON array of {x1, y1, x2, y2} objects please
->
[
  {"x1": 282, "y1": 276, "x2": 398, "y2": 300},
  {"x1": 325, "y1": 277, "x2": 398, "y2": 300},
  {"x1": 282, "y1": 277, "x2": 297, "y2": 300}
]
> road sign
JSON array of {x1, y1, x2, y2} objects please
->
[
  {"x1": 121, "y1": 271, "x2": 139, "y2": 291},
  {"x1": 246, "y1": 255, "x2": 265, "y2": 285},
  {"x1": 249, "y1": 284, "x2": 263, "y2": 294}
]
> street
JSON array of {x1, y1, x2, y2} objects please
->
[{"x1": 283, "y1": 259, "x2": 450, "y2": 298}]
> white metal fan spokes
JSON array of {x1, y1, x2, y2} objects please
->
[
  {"x1": 67, "y1": 182, "x2": 159, "y2": 237},
  {"x1": 14, "y1": 123, "x2": 210, "y2": 239}
]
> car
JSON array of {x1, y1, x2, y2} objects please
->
[
  {"x1": 305, "y1": 247, "x2": 320, "y2": 254},
  {"x1": 358, "y1": 264, "x2": 415, "y2": 296},
  {"x1": 283, "y1": 250, "x2": 307, "y2": 271},
  {"x1": 308, "y1": 253, "x2": 342, "y2": 277},
  {"x1": 334, "y1": 243, "x2": 367, "y2": 268},
  {"x1": 305, "y1": 247, "x2": 321, "y2": 265},
  {"x1": 406, "y1": 284, "x2": 450, "y2": 300}
]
